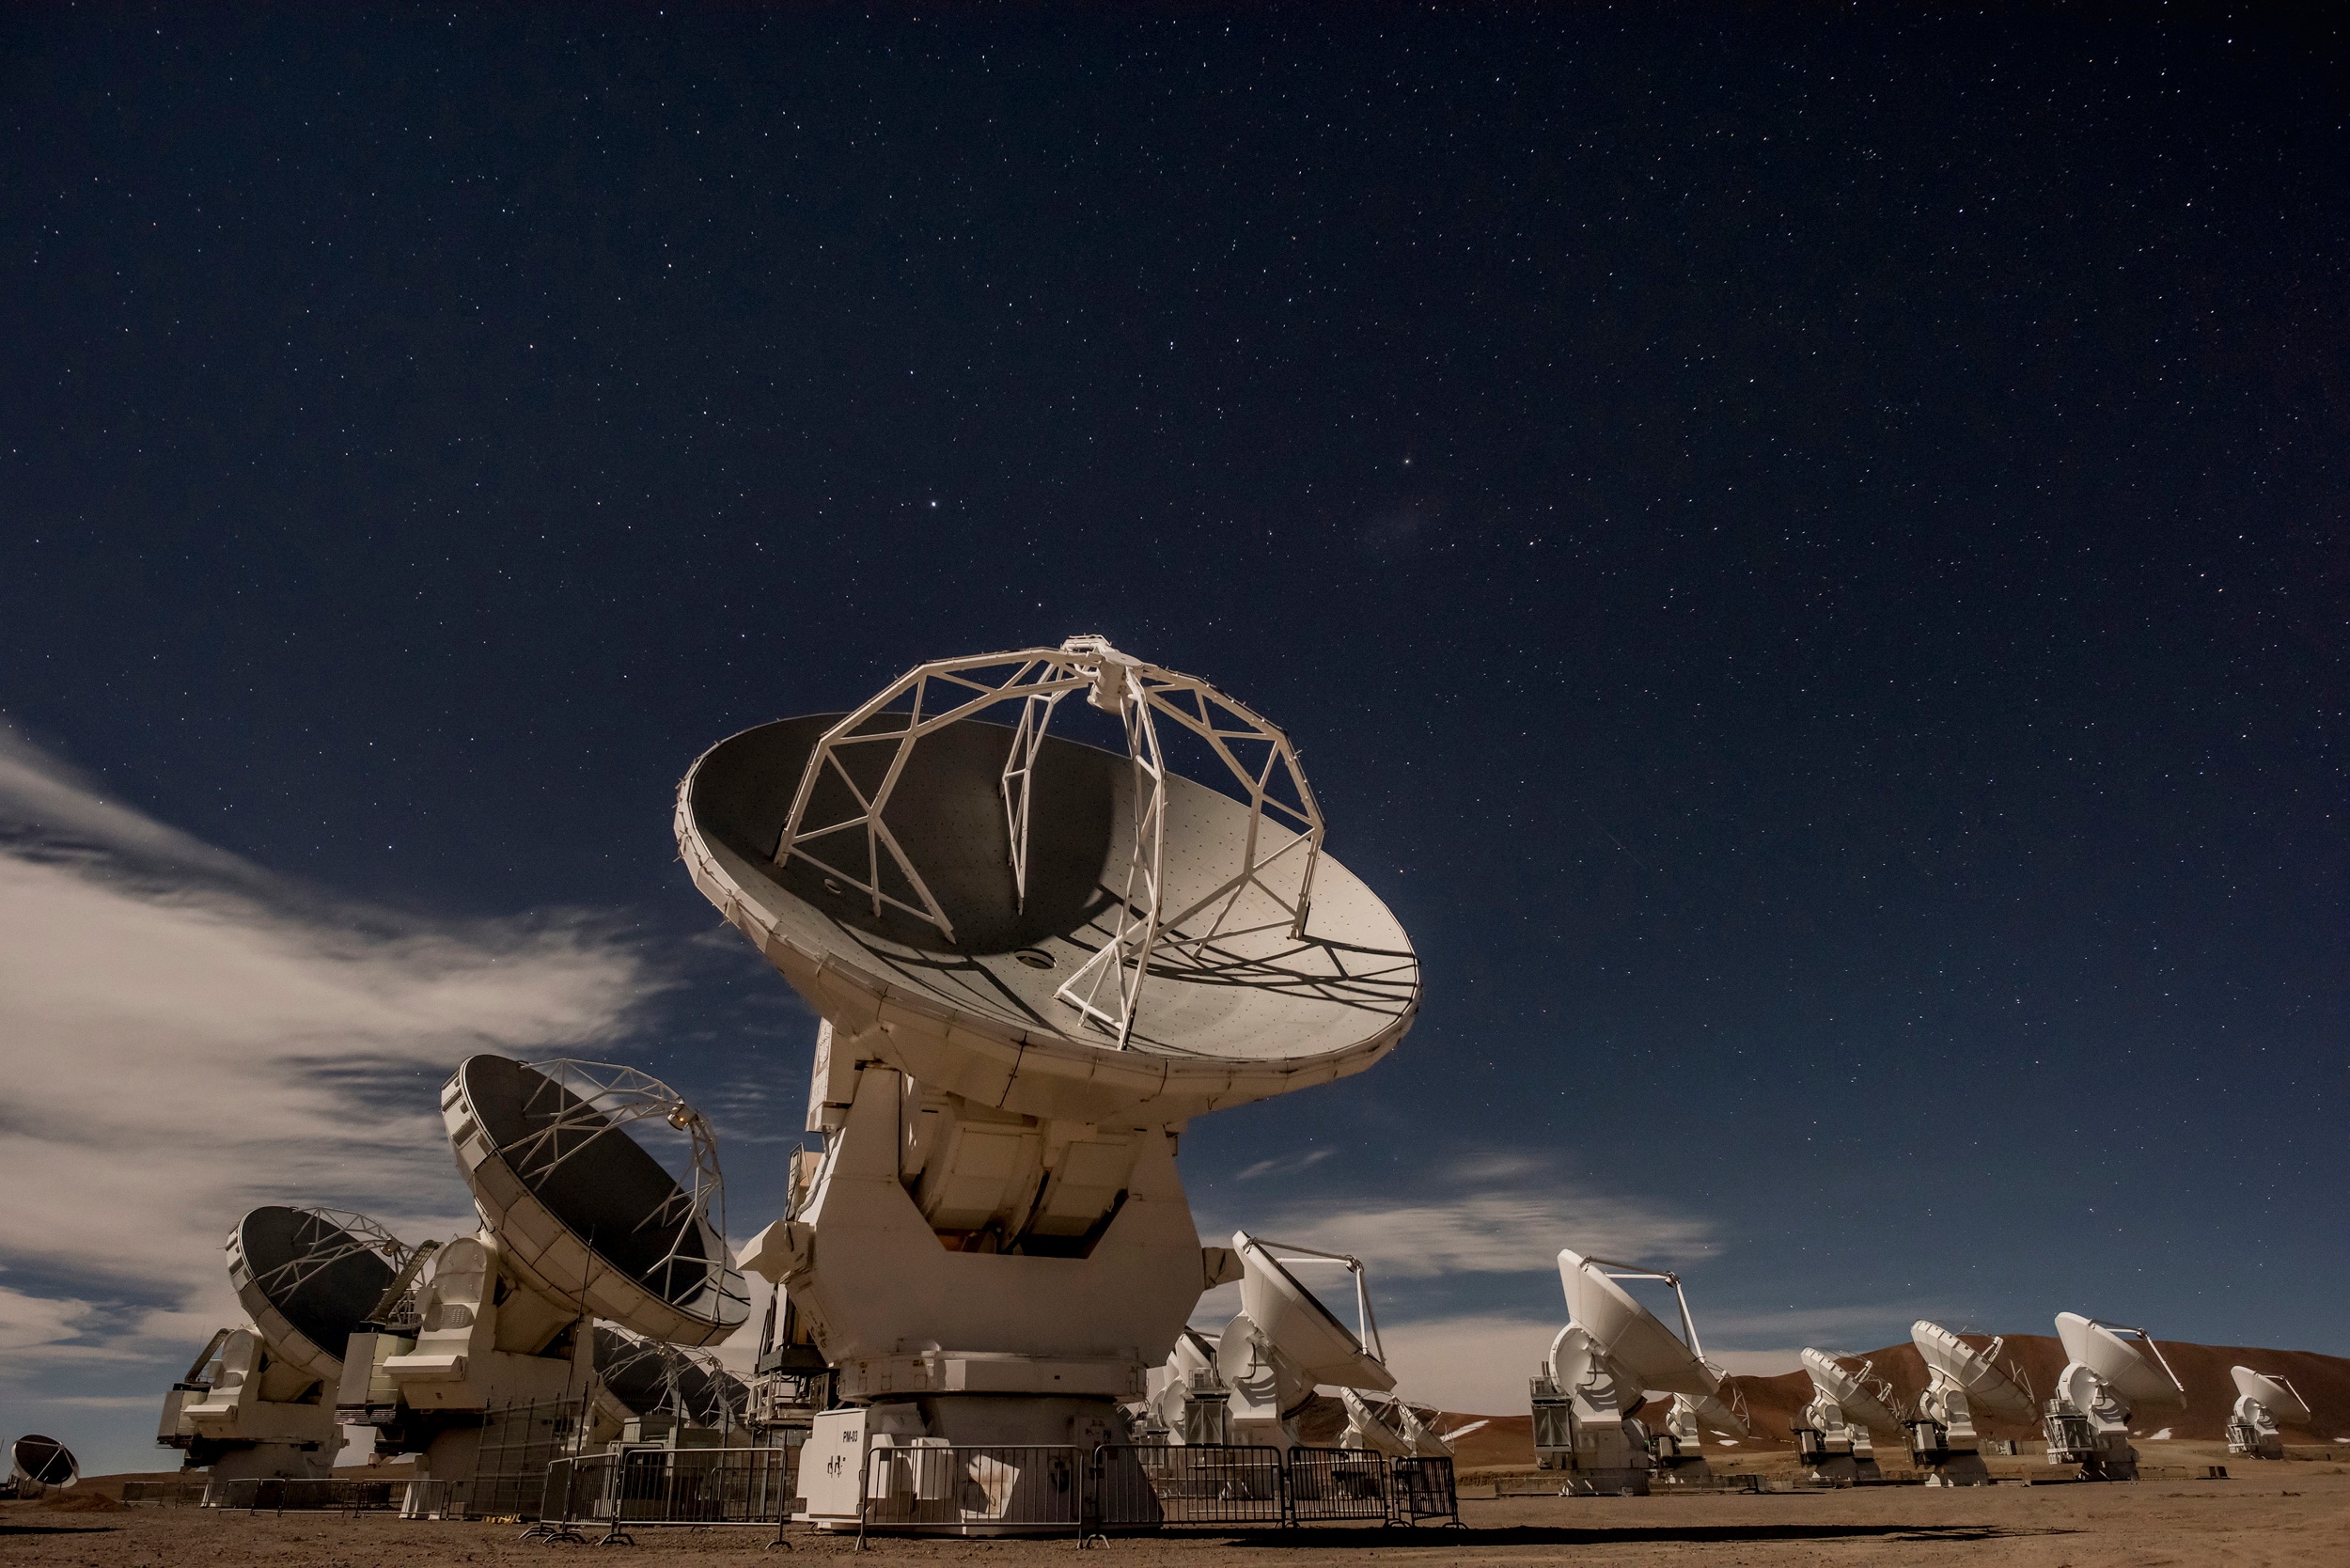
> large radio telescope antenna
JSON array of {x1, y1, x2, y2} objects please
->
[
  {"x1": 772, "y1": 635, "x2": 1324, "y2": 1047},
  {"x1": 444, "y1": 1055, "x2": 749, "y2": 1341}
]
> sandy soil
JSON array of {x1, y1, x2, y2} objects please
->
[{"x1": 8, "y1": 1453, "x2": 2344, "y2": 1568}]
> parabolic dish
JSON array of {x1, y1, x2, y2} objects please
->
[
  {"x1": 227, "y1": 1206, "x2": 400, "y2": 1385},
  {"x1": 1910, "y1": 1320, "x2": 2033, "y2": 1419},
  {"x1": 1799, "y1": 1348, "x2": 1906, "y2": 1433},
  {"x1": 1233, "y1": 1232, "x2": 1393, "y2": 1391},
  {"x1": 9, "y1": 1435, "x2": 76, "y2": 1488},
  {"x1": 2055, "y1": 1312, "x2": 2184, "y2": 1407},
  {"x1": 2230, "y1": 1366, "x2": 2311, "y2": 1424},
  {"x1": 675, "y1": 712, "x2": 1420, "y2": 1124},
  {"x1": 1557, "y1": 1249, "x2": 1717, "y2": 1399},
  {"x1": 1684, "y1": 1388, "x2": 1751, "y2": 1438},
  {"x1": 595, "y1": 1327, "x2": 745, "y2": 1427},
  {"x1": 442, "y1": 1055, "x2": 747, "y2": 1346}
]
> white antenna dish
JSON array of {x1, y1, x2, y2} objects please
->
[
  {"x1": 674, "y1": 638, "x2": 1419, "y2": 1126},
  {"x1": 1163, "y1": 1325, "x2": 1219, "y2": 1391},
  {"x1": 2043, "y1": 1311, "x2": 2184, "y2": 1482},
  {"x1": 1555, "y1": 1249, "x2": 1717, "y2": 1398},
  {"x1": 1677, "y1": 1386, "x2": 1750, "y2": 1439},
  {"x1": 1232, "y1": 1231, "x2": 1393, "y2": 1391},
  {"x1": 1210, "y1": 1233, "x2": 1397, "y2": 1449},
  {"x1": 8, "y1": 1435, "x2": 77, "y2": 1492},
  {"x1": 1800, "y1": 1347, "x2": 1907, "y2": 1434},
  {"x1": 228, "y1": 1206, "x2": 412, "y2": 1386},
  {"x1": 1143, "y1": 1326, "x2": 1231, "y2": 1443},
  {"x1": 2230, "y1": 1366, "x2": 2310, "y2": 1426},
  {"x1": 2054, "y1": 1312, "x2": 2185, "y2": 1409},
  {"x1": 2227, "y1": 1365, "x2": 2311, "y2": 1461},
  {"x1": 1911, "y1": 1321, "x2": 2034, "y2": 1420},
  {"x1": 444, "y1": 1055, "x2": 748, "y2": 1343},
  {"x1": 1905, "y1": 1320, "x2": 2034, "y2": 1485},
  {"x1": 166, "y1": 1207, "x2": 410, "y2": 1482}
]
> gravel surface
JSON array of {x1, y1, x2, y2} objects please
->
[{"x1": 5, "y1": 1468, "x2": 2344, "y2": 1567}]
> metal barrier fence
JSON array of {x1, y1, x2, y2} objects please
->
[
  {"x1": 1089, "y1": 1443, "x2": 1288, "y2": 1529},
  {"x1": 539, "y1": 1447, "x2": 801, "y2": 1541},
  {"x1": 1081, "y1": 1445, "x2": 1457, "y2": 1532},
  {"x1": 471, "y1": 1398, "x2": 588, "y2": 1520},
  {"x1": 1390, "y1": 1456, "x2": 1461, "y2": 1526},
  {"x1": 858, "y1": 1444, "x2": 1084, "y2": 1535},
  {"x1": 120, "y1": 1481, "x2": 209, "y2": 1507},
  {"x1": 207, "y1": 1438, "x2": 1455, "y2": 1536},
  {"x1": 1286, "y1": 1448, "x2": 1392, "y2": 1522},
  {"x1": 399, "y1": 1478, "x2": 466, "y2": 1519},
  {"x1": 209, "y1": 1477, "x2": 404, "y2": 1515}
]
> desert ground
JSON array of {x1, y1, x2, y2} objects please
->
[
  {"x1": 17, "y1": 1340, "x2": 2342, "y2": 1565},
  {"x1": 8, "y1": 1441, "x2": 2346, "y2": 1568}
]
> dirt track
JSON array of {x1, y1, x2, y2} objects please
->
[{"x1": 7, "y1": 1463, "x2": 2345, "y2": 1567}]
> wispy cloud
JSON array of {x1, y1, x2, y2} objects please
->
[
  {"x1": 1235, "y1": 1149, "x2": 1334, "y2": 1183},
  {"x1": 0, "y1": 1283, "x2": 100, "y2": 1356},
  {"x1": 1231, "y1": 1170, "x2": 1716, "y2": 1280},
  {"x1": 0, "y1": 723, "x2": 664, "y2": 1390}
]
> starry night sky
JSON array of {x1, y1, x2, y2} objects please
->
[{"x1": 4, "y1": 2, "x2": 2344, "y2": 1436}]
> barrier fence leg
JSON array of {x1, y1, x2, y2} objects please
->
[
  {"x1": 1076, "y1": 1445, "x2": 1101, "y2": 1548},
  {"x1": 853, "y1": 1456, "x2": 871, "y2": 1555},
  {"x1": 764, "y1": 1449, "x2": 794, "y2": 1551}
]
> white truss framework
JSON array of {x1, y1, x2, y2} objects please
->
[
  {"x1": 598, "y1": 1327, "x2": 744, "y2": 1431},
  {"x1": 247, "y1": 1208, "x2": 415, "y2": 1315},
  {"x1": 508, "y1": 1059, "x2": 743, "y2": 1318},
  {"x1": 774, "y1": 635, "x2": 1326, "y2": 1048},
  {"x1": 1703, "y1": 1362, "x2": 1753, "y2": 1432}
]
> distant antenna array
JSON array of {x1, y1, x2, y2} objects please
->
[{"x1": 773, "y1": 636, "x2": 1324, "y2": 1046}]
